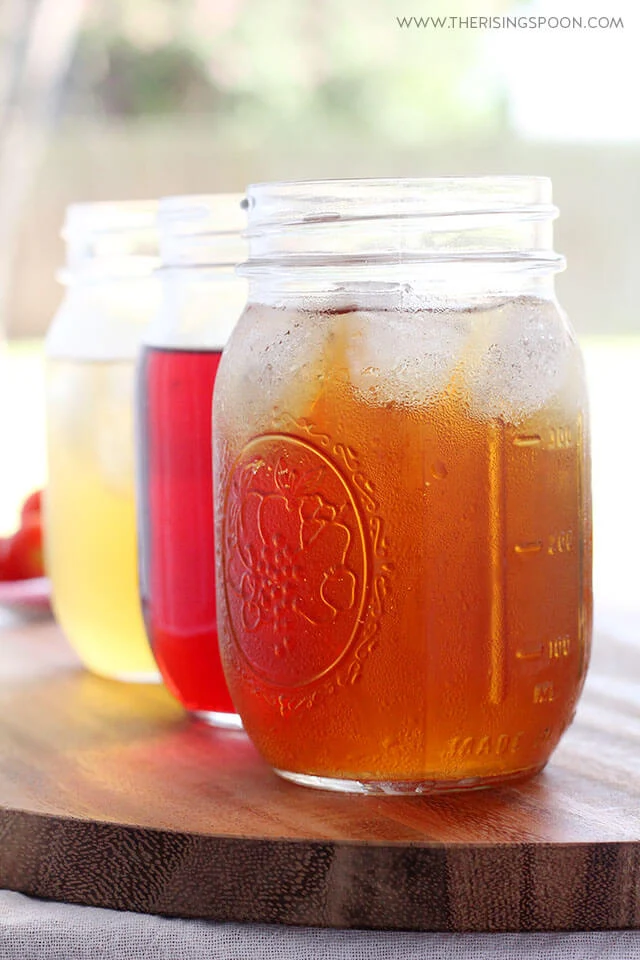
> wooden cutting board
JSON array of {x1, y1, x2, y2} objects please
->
[{"x1": 1, "y1": 614, "x2": 640, "y2": 933}]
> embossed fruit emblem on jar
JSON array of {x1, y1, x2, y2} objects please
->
[{"x1": 222, "y1": 434, "x2": 372, "y2": 689}]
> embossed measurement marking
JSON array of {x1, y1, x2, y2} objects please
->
[
  {"x1": 516, "y1": 636, "x2": 572, "y2": 661},
  {"x1": 513, "y1": 434, "x2": 542, "y2": 447},
  {"x1": 548, "y1": 530, "x2": 574, "y2": 555},
  {"x1": 533, "y1": 681, "x2": 555, "y2": 704},
  {"x1": 548, "y1": 425, "x2": 574, "y2": 449},
  {"x1": 513, "y1": 427, "x2": 576, "y2": 449},
  {"x1": 488, "y1": 420, "x2": 506, "y2": 705},
  {"x1": 548, "y1": 635, "x2": 571, "y2": 659},
  {"x1": 445, "y1": 732, "x2": 524, "y2": 759},
  {"x1": 516, "y1": 645, "x2": 544, "y2": 661},
  {"x1": 514, "y1": 540, "x2": 543, "y2": 554}
]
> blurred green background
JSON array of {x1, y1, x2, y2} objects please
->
[
  {"x1": 1, "y1": 0, "x2": 639, "y2": 338},
  {"x1": 0, "y1": 0, "x2": 638, "y2": 612}
]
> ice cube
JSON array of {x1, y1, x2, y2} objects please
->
[
  {"x1": 461, "y1": 297, "x2": 572, "y2": 422},
  {"x1": 346, "y1": 308, "x2": 470, "y2": 407}
]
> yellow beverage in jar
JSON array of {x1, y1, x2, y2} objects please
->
[{"x1": 46, "y1": 359, "x2": 157, "y2": 680}]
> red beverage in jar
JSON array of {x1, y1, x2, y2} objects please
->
[{"x1": 137, "y1": 345, "x2": 236, "y2": 718}]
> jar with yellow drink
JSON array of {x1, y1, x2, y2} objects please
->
[{"x1": 45, "y1": 201, "x2": 160, "y2": 680}]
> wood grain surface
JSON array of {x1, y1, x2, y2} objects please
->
[{"x1": 1, "y1": 614, "x2": 640, "y2": 932}]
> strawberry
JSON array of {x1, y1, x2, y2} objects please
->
[
  {"x1": 20, "y1": 489, "x2": 43, "y2": 526},
  {"x1": 0, "y1": 519, "x2": 44, "y2": 580}
]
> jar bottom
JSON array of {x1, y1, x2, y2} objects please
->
[
  {"x1": 274, "y1": 762, "x2": 548, "y2": 795},
  {"x1": 191, "y1": 709, "x2": 243, "y2": 730}
]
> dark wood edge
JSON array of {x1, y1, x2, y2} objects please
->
[{"x1": 2, "y1": 805, "x2": 640, "y2": 932}]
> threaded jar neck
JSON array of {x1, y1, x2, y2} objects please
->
[
  {"x1": 159, "y1": 193, "x2": 247, "y2": 269},
  {"x1": 243, "y1": 176, "x2": 561, "y2": 263},
  {"x1": 61, "y1": 200, "x2": 159, "y2": 283}
]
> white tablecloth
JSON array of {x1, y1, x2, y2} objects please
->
[{"x1": 2, "y1": 891, "x2": 640, "y2": 960}]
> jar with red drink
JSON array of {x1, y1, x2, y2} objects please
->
[{"x1": 136, "y1": 194, "x2": 247, "y2": 726}]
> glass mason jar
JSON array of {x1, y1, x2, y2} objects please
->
[
  {"x1": 136, "y1": 194, "x2": 247, "y2": 727},
  {"x1": 45, "y1": 200, "x2": 160, "y2": 681},
  {"x1": 213, "y1": 177, "x2": 593, "y2": 794}
]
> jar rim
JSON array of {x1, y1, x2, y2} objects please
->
[
  {"x1": 62, "y1": 199, "x2": 158, "y2": 239},
  {"x1": 158, "y1": 193, "x2": 247, "y2": 267},
  {"x1": 242, "y1": 176, "x2": 561, "y2": 273},
  {"x1": 159, "y1": 192, "x2": 246, "y2": 230},
  {"x1": 248, "y1": 175, "x2": 551, "y2": 190},
  {"x1": 245, "y1": 176, "x2": 555, "y2": 229},
  {"x1": 61, "y1": 199, "x2": 159, "y2": 281}
]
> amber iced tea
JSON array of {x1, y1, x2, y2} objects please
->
[{"x1": 215, "y1": 299, "x2": 592, "y2": 791}]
